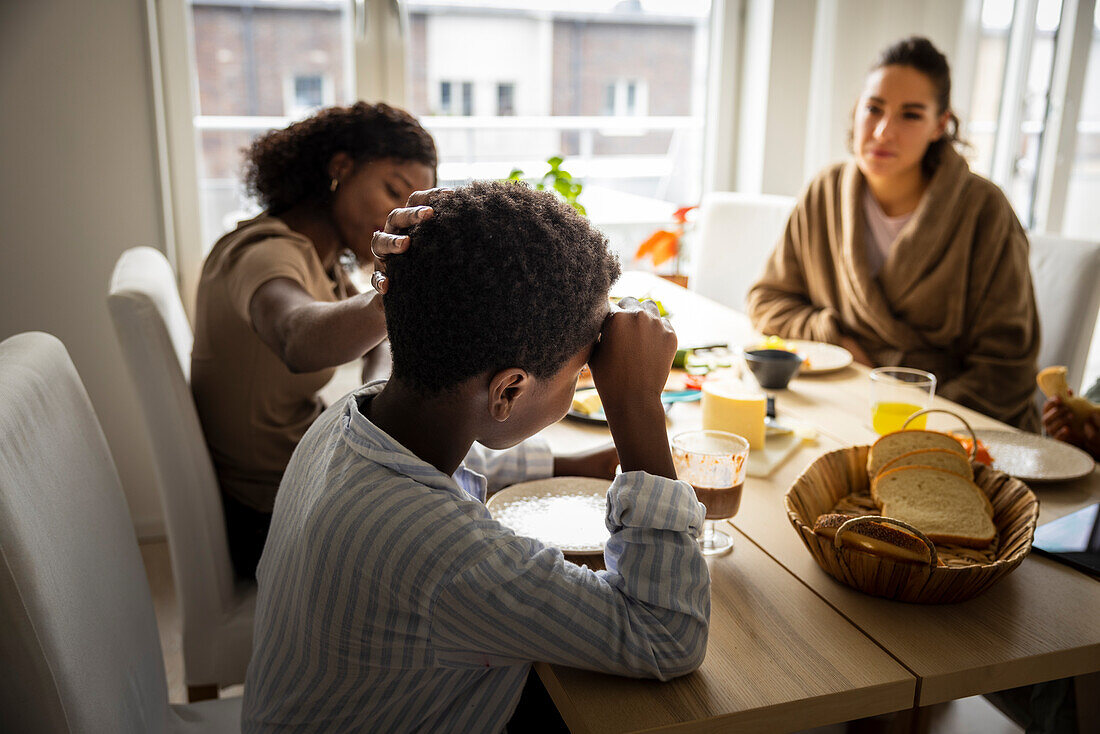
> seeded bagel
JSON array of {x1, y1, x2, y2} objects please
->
[{"x1": 812, "y1": 513, "x2": 932, "y2": 564}]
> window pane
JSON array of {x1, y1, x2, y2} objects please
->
[
  {"x1": 967, "y1": 0, "x2": 1015, "y2": 177},
  {"x1": 1061, "y1": 5, "x2": 1100, "y2": 239},
  {"x1": 440, "y1": 80, "x2": 452, "y2": 113},
  {"x1": 188, "y1": 0, "x2": 352, "y2": 252},
  {"x1": 497, "y1": 82, "x2": 516, "y2": 116},
  {"x1": 403, "y1": 0, "x2": 713, "y2": 267},
  {"x1": 1006, "y1": 0, "x2": 1062, "y2": 225},
  {"x1": 461, "y1": 81, "x2": 474, "y2": 116}
]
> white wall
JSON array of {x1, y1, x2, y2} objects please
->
[{"x1": 0, "y1": 0, "x2": 166, "y2": 537}]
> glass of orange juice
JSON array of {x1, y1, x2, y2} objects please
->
[{"x1": 869, "y1": 367, "x2": 936, "y2": 435}]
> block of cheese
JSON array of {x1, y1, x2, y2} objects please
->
[
  {"x1": 571, "y1": 389, "x2": 602, "y2": 415},
  {"x1": 701, "y1": 381, "x2": 766, "y2": 449}
]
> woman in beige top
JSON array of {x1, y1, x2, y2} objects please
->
[
  {"x1": 191, "y1": 102, "x2": 437, "y2": 577},
  {"x1": 747, "y1": 37, "x2": 1040, "y2": 431}
]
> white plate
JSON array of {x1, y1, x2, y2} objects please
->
[
  {"x1": 785, "y1": 340, "x2": 854, "y2": 374},
  {"x1": 487, "y1": 477, "x2": 611, "y2": 554},
  {"x1": 974, "y1": 429, "x2": 1095, "y2": 482}
]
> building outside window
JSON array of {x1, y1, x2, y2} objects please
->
[{"x1": 181, "y1": 0, "x2": 711, "y2": 263}]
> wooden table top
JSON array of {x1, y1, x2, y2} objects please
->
[
  {"x1": 322, "y1": 271, "x2": 1099, "y2": 729},
  {"x1": 536, "y1": 525, "x2": 915, "y2": 734},
  {"x1": 539, "y1": 271, "x2": 1100, "y2": 724}
]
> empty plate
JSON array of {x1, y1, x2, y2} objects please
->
[
  {"x1": 974, "y1": 429, "x2": 1095, "y2": 482},
  {"x1": 487, "y1": 477, "x2": 612, "y2": 554}
]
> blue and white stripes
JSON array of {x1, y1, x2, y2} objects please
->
[{"x1": 243, "y1": 381, "x2": 710, "y2": 733}]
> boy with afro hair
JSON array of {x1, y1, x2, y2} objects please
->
[{"x1": 243, "y1": 182, "x2": 710, "y2": 733}]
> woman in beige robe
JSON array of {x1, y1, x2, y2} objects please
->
[{"x1": 747, "y1": 37, "x2": 1039, "y2": 430}]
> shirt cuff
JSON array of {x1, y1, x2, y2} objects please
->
[{"x1": 607, "y1": 471, "x2": 704, "y2": 538}]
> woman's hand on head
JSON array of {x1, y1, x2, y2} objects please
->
[{"x1": 369, "y1": 189, "x2": 443, "y2": 294}]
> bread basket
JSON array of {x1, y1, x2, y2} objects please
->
[{"x1": 784, "y1": 409, "x2": 1040, "y2": 603}]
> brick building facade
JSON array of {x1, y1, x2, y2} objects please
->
[{"x1": 191, "y1": 1, "x2": 700, "y2": 179}]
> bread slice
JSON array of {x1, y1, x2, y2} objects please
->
[
  {"x1": 867, "y1": 430, "x2": 967, "y2": 479},
  {"x1": 871, "y1": 467, "x2": 995, "y2": 548},
  {"x1": 1037, "y1": 365, "x2": 1100, "y2": 425},
  {"x1": 878, "y1": 448, "x2": 973, "y2": 481},
  {"x1": 812, "y1": 513, "x2": 932, "y2": 564}
]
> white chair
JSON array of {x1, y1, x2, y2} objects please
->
[
  {"x1": 107, "y1": 247, "x2": 254, "y2": 701},
  {"x1": 0, "y1": 332, "x2": 241, "y2": 733},
  {"x1": 690, "y1": 191, "x2": 796, "y2": 314},
  {"x1": 1028, "y1": 234, "x2": 1100, "y2": 398}
]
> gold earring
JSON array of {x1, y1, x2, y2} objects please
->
[{"x1": 330, "y1": 178, "x2": 339, "y2": 192}]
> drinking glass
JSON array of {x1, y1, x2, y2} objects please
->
[
  {"x1": 671, "y1": 430, "x2": 750, "y2": 556},
  {"x1": 869, "y1": 367, "x2": 936, "y2": 435}
]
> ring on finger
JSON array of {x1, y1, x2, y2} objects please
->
[{"x1": 370, "y1": 270, "x2": 387, "y2": 293}]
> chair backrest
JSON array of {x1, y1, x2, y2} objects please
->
[
  {"x1": 0, "y1": 332, "x2": 170, "y2": 733},
  {"x1": 107, "y1": 247, "x2": 237, "y2": 665},
  {"x1": 1028, "y1": 234, "x2": 1100, "y2": 396},
  {"x1": 690, "y1": 191, "x2": 796, "y2": 314}
]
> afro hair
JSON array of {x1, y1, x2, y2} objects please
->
[
  {"x1": 244, "y1": 101, "x2": 437, "y2": 214},
  {"x1": 383, "y1": 182, "x2": 621, "y2": 394}
]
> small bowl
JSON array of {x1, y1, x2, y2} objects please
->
[{"x1": 743, "y1": 348, "x2": 804, "y2": 389}]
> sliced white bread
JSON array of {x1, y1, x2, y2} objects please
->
[
  {"x1": 878, "y1": 448, "x2": 974, "y2": 481},
  {"x1": 871, "y1": 466, "x2": 995, "y2": 548},
  {"x1": 812, "y1": 513, "x2": 932, "y2": 564},
  {"x1": 867, "y1": 430, "x2": 967, "y2": 479}
]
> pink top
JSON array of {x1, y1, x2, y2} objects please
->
[{"x1": 862, "y1": 186, "x2": 913, "y2": 278}]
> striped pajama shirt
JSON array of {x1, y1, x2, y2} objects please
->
[{"x1": 243, "y1": 381, "x2": 710, "y2": 733}]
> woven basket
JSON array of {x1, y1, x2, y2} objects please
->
[{"x1": 784, "y1": 444, "x2": 1039, "y2": 603}]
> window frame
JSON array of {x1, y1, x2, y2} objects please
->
[{"x1": 979, "y1": 0, "x2": 1097, "y2": 232}]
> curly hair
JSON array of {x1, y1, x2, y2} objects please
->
[
  {"x1": 243, "y1": 102, "x2": 437, "y2": 213},
  {"x1": 384, "y1": 182, "x2": 621, "y2": 394}
]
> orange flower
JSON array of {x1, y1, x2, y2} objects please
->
[{"x1": 636, "y1": 229, "x2": 678, "y2": 260}]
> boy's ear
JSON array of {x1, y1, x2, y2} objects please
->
[{"x1": 487, "y1": 368, "x2": 532, "y2": 422}]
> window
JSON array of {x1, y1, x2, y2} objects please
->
[
  {"x1": 286, "y1": 74, "x2": 332, "y2": 118},
  {"x1": 966, "y1": 0, "x2": 1014, "y2": 176},
  {"x1": 161, "y1": 0, "x2": 714, "y2": 282},
  {"x1": 439, "y1": 80, "x2": 452, "y2": 113},
  {"x1": 603, "y1": 79, "x2": 647, "y2": 116},
  {"x1": 184, "y1": 0, "x2": 352, "y2": 253},
  {"x1": 461, "y1": 81, "x2": 474, "y2": 116},
  {"x1": 497, "y1": 82, "x2": 515, "y2": 116},
  {"x1": 403, "y1": 1, "x2": 712, "y2": 264},
  {"x1": 1062, "y1": 4, "x2": 1100, "y2": 239},
  {"x1": 963, "y1": 0, "x2": 1100, "y2": 232},
  {"x1": 438, "y1": 80, "x2": 473, "y2": 115}
]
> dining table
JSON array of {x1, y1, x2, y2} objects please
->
[
  {"x1": 530, "y1": 271, "x2": 1100, "y2": 733},
  {"x1": 318, "y1": 270, "x2": 1100, "y2": 733}
]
